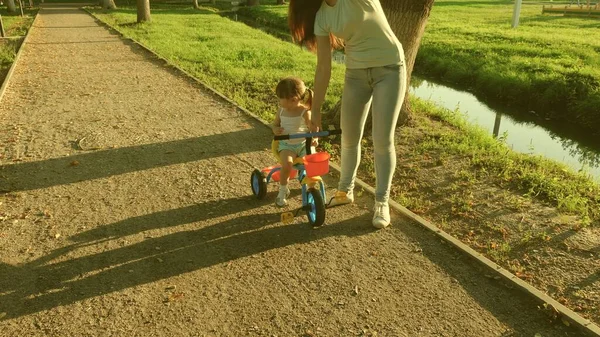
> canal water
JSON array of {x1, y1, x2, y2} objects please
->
[{"x1": 410, "y1": 79, "x2": 600, "y2": 181}]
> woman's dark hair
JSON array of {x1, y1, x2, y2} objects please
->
[{"x1": 288, "y1": 0, "x2": 343, "y2": 52}]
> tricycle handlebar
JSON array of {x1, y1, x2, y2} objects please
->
[{"x1": 273, "y1": 129, "x2": 341, "y2": 141}]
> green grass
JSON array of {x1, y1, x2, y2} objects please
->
[
  {"x1": 219, "y1": 0, "x2": 600, "y2": 131},
  {"x1": 0, "y1": 9, "x2": 37, "y2": 82},
  {"x1": 411, "y1": 98, "x2": 600, "y2": 223},
  {"x1": 89, "y1": 4, "x2": 600, "y2": 225},
  {"x1": 0, "y1": 8, "x2": 37, "y2": 36},
  {"x1": 418, "y1": 0, "x2": 600, "y2": 129},
  {"x1": 93, "y1": 5, "x2": 344, "y2": 122}
]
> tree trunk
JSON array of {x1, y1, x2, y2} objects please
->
[
  {"x1": 103, "y1": 0, "x2": 117, "y2": 10},
  {"x1": 136, "y1": 0, "x2": 151, "y2": 23},
  {"x1": 247, "y1": 0, "x2": 259, "y2": 6},
  {"x1": 0, "y1": 15, "x2": 5, "y2": 37},
  {"x1": 6, "y1": 0, "x2": 17, "y2": 13},
  {"x1": 193, "y1": 0, "x2": 199, "y2": 9},
  {"x1": 276, "y1": 0, "x2": 285, "y2": 4},
  {"x1": 380, "y1": 0, "x2": 435, "y2": 125}
]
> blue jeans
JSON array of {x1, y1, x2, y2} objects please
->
[{"x1": 338, "y1": 63, "x2": 407, "y2": 202}]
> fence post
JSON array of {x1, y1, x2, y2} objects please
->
[
  {"x1": 231, "y1": 1, "x2": 240, "y2": 21},
  {"x1": 512, "y1": 0, "x2": 522, "y2": 28}
]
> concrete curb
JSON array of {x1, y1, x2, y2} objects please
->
[
  {"x1": 0, "y1": 12, "x2": 39, "y2": 104},
  {"x1": 84, "y1": 8, "x2": 600, "y2": 336}
]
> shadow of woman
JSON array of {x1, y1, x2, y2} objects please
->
[{"x1": 0, "y1": 203, "x2": 372, "y2": 320}]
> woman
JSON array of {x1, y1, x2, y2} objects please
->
[{"x1": 288, "y1": 0, "x2": 407, "y2": 229}]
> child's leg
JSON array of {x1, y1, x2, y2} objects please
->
[
  {"x1": 276, "y1": 149, "x2": 296, "y2": 207},
  {"x1": 279, "y1": 149, "x2": 296, "y2": 186}
]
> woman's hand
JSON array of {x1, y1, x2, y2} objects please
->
[{"x1": 309, "y1": 115, "x2": 321, "y2": 132}]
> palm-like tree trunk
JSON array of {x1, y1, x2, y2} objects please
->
[
  {"x1": 6, "y1": 0, "x2": 17, "y2": 13},
  {"x1": 103, "y1": 0, "x2": 117, "y2": 10},
  {"x1": 193, "y1": 0, "x2": 200, "y2": 9},
  {"x1": 380, "y1": 0, "x2": 435, "y2": 124},
  {"x1": 137, "y1": 0, "x2": 151, "y2": 23}
]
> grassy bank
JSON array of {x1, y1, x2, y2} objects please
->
[
  {"x1": 0, "y1": 9, "x2": 37, "y2": 88},
  {"x1": 90, "y1": 5, "x2": 600, "y2": 322},
  {"x1": 92, "y1": 5, "x2": 345, "y2": 121},
  {"x1": 230, "y1": 0, "x2": 600, "y2": 133}
]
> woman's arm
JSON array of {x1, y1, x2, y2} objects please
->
[
  {"x1": 311, "y1": 35, "x2": 332, "y2": 132},
  {"x1": 304, "y1": 110, "x2": 319, "y2": 146}
]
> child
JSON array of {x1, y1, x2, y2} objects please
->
[{"x1": 270, "y1": 77, "x2": 314, "y2": 207}]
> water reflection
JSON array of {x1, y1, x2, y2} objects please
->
[{"x1": 410, "y1": 79, "x2": 600, "y2": 181}]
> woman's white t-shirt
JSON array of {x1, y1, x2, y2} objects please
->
[{"x1": 314, "y1": 0, "x2": 404, "y2": 69}]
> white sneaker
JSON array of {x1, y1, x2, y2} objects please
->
[
  {"x1": 276, "y1": 186, "x2": 290, "y2": 207},
  {"x1": 372, "y1": 201, "x2": 390, "y2": 229},
  {"x1": 327, "y1": 190, "x2": 354, "y2": 207}
]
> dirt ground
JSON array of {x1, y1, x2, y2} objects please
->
[
  {"x1": 349, "y1": 113, "x2": 600, "y2": 326},
  {"x1": 0, "y1": 5, "x2": 586, "y2": 337}
]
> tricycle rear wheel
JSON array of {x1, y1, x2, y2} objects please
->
[{"x1": 250, "y1": 169, "x2": 267, "y2": 199}]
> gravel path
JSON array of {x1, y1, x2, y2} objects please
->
[{"x1": 0, "y1": 5, "x2": 580, "y2": 336}]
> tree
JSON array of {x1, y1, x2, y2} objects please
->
[
  {"x1": 247, "y1": 0, "x2": 259, "y2": 6},
  {"x1": 277, "y1": 0, "x2": 285, "y2": 4},
  {"x1": 381, "y1": 0, "x2": 435, "y2": 124},
  {"x1": 193, "y1": 0, "x2": 200, "y2": 10},
  {"x1": 137, "y1": 0, "x2": 151, "y2": 23},
  {"x1": 103, "y1": 0, "x2": 117, "y2": 10},
  {"x1": 6, "y1": 0, "x2": 17, "y2": 13}
]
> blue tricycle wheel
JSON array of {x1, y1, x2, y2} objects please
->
[
  {"x1": 306, "y1": 188, "x2": 326, "y2": 227},
  {"x1": 251, "y1": 169, "x2": 267, "y2": 199}
]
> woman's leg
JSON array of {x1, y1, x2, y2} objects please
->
[
  {"x1": 338, "y1": 68, "x2": 373, "y2": 194},
  {"x1": 370, "y1": 64, "x2": 407, "y2": 203}
]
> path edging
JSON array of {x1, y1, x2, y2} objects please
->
[
  {"x1": 0, "y1": 12, "x2": 39, "y2": 104},
  {"x1": 83, "y1": 8, "x2": 600, "y2": 336}
]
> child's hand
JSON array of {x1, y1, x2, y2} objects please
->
[
  {"x1": 272, "y1": 125, "x2": 284, "y2": 135},
  {"x1": 311, "y1": 138, "x2": 319, "y2": 147}
]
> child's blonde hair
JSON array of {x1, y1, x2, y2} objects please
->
[{"x1": 276, "y1": 76, "x2": 313, "y2": 109}]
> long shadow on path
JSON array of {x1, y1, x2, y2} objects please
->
[
  {"x1": 0, "y1": 128, "x2": 266, "y2": 192},
  {"x1": 0, "y1": 195, "x2": 373, "y2": 319}
]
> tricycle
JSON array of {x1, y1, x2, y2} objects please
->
[{"x1": 250, "y1": 129, "x2": 341, "y2": 227}]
